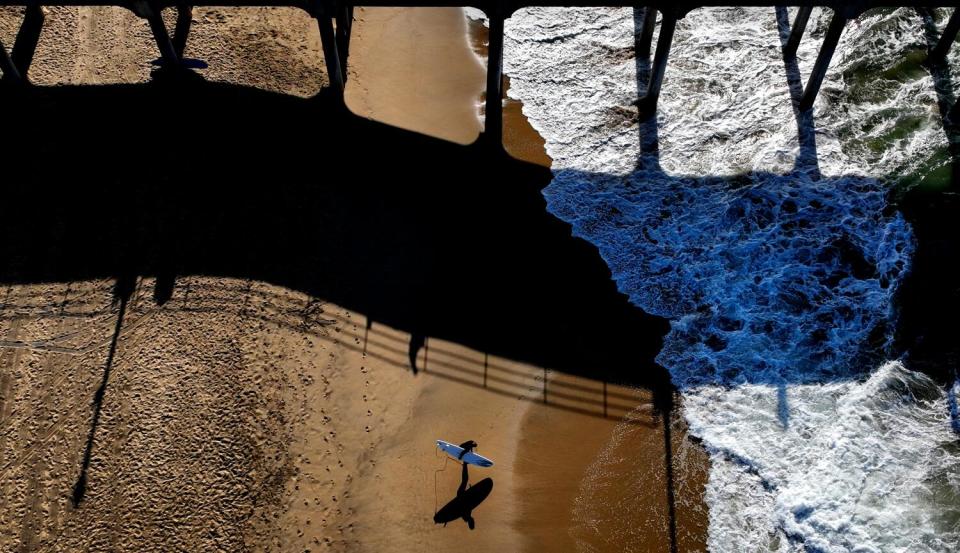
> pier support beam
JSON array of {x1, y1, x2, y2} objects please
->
[
  {"x1": 784, "y1": 6, "x2": 812, "y2": 59},
  {"x1": 637, "y1": 10, "x2": 676, "y2": 116},
  {"x1": 0, "y1": 38, "x2": 21, "y2": 82},
  {"x1": 482, "y1": 8, "x2": 505, "y2": 149},
  {"x1": 335, "y1": 4, "x2": 353, "y2": 78},
  {"x1": 637, "y1": 6, "x2": 657, "y2": 59},
  {"x1": 173, "y1": 5, "x2": 193, "y2": 58},
  {"x1": 316, "y1": 5, "x2": 344, "y2": 95},
  {"x1": 147, "y1": 12, "x2": 181, "y2": 69},
  {"x1": 12, "y1": 4, "x2": 44, "y2": 80},
  {"x1": 133, "y1": 1, "x2": 181, "y2": 70},
  {"x1": 929, "y1": 8, "x2": 960, "y2": 65},
  {"x1": 799, "y1": 10, "x2": 846, "y2": 111}
]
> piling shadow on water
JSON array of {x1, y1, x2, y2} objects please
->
[{"x1": 893, "y1": 8, "x2": 960, "y2": 377}]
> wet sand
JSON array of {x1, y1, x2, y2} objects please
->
[
  {"x1": 0, "y1": 6, "x2": 707, "y2": 552},
  {"x1": 330, "y1": 8, "x2": 709, "y2": 552},
  {"x1": 344, "y1": 7, "x2": 485, "y2": 145}
]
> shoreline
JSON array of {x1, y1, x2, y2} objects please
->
[{"x1": 345, "y1": 7, "x2": 708, "y2": 552}]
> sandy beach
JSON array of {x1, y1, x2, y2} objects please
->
[{"x1": 1, "y1": 6, "x2": 707, "y2": 552}]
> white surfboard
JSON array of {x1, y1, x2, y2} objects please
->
[{"x1": 437, "y1": 440, "x2": 494, "y2": 467}]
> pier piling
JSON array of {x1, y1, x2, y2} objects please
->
[
  {"x1": 12, "y1": 4, "x2": 44, "y2": 80},
  {"x1": 638, "y1": 6, "x2": 658, "y2": 58},
  {"x1": 316, "y1": 9, "x2": 345, "y2": 94},
  {"x1": 930, "y1": 8, "x2": 960, "y2": 63},
  {"x1": 637, "y1": 10, "x2": 676, "y2": 116},
  {"x1": 173, "y1": 5, "x2": 193, "y2": 58},
  {"x1": 0, "y1": 38, "x2": 21, "y2": 82},
  {"x1": 799, "y1": 10, "x2": 846, "y2": 111},
  {"x1": 483, "y1": 7, "x2": 506, "y2": 149},
  {"x1": 144, "y1": 6, "x2": 182, "y2": 69},
  {"x1": 335, "y1": 3, "x2": 353, "y2": 79},
  {"x1": 2, "y1": 0, "x2": 960, "y2": 138},
  {"x1": 784, "y1": 5, "x2": 812, "y2": 59}
]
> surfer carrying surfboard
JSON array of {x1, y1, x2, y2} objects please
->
[
  {"x1": 434, "y1": 439, "x2": 494, "y2": 529},
  {"x1": 457, "y1": 440, "x2": 478, "y2": 460}
]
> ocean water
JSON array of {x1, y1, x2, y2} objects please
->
[{"x1": 500, "y1": 6, "x2": 960, "y2": 551}]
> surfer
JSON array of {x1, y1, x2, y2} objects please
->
[{"x1": 457, "y1": 440, "x2": 478, "y2": 460}]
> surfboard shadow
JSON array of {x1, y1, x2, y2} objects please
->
[{"x1": 434, "y1": 464, "x2": 493, "y2": 530}]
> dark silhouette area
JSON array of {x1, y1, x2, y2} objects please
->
[
  {"x1": 892, "y1": 8, "x2": 960, "y2": 381},
  {"x1": 434, "y1": 462, "x2": 493, "y2": 529},
  {"x1": 0, "y1": 78, "x2": 671, "y2": 390}
]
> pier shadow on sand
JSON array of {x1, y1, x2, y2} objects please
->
[
  {"x1": 0, "y1": 73, "x2": 681, "y2": 534},
  {"x1": 0, "y1": 77, "x2": 672, "y2": 389}
]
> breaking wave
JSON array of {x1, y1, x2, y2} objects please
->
[{"x1": 501, "y1": 6, "x2": 960, "y2": 551}]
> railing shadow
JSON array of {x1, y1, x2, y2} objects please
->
[{"x1": 0, "y1": 277, "x2": 656, "y2": 425}]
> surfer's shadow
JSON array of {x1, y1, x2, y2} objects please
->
[{"x1": 434, "y1": 463, "x2": 493, "y2": 530}]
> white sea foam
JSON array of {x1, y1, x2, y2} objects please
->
[
  {"x1": 463, "y1": 6, "x2": 489, "y2": 26},
  {"x1": 501, "y1": 6, "x2": 960, "y2": 551},
  {"x1": 690, "y1": 362, "x2": 960, "y2": 552}
]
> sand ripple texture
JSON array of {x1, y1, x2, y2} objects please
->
[
  {"x1": 0, "y1": 6, "x2": 326, "y2": 95},
  {"x1": 0, "y1": 278, "x2": 369, "y2": 552}
]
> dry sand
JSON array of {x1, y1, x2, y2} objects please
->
[
  {"x1": 0, "y1": 6, "x2": 326, "y2": 94},
  {"x1": 1, "y1": 6, "x2": 707, "y2": 552}
]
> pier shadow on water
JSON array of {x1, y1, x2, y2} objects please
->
[
  {"x1": 623, "y1": 8, "x2": 898, "y2": 391},
  {"x1": 893, "y1": 8, "x2": 960, "y2": 376}
]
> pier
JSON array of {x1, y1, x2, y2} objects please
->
[{"x1": 4, "y1": 1, "x2": 960, "y2": 146}]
